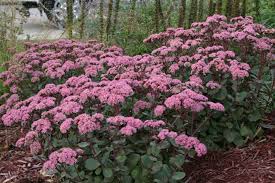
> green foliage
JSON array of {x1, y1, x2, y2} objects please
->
[
  {"x1": 52, "y1": 130, "x2": 190, "y2": 183},
  {"x1": 256, "y1": 0, "x2": 275, "y2": 28}
]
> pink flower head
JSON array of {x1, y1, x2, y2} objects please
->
[
  {"x1": 74, "y1": 114, "x2": 101, "y2": 134},
  {"x1": 154, "y1": 105, "x2": 166, "y2": 117},
  {"x1": 144, "y1": 120, "x2": 166, "y2": 128},
  {"x1": 175, "y1": 135, "x2": 200, "y2": 149},
  {"x1": 32, "y1": 118, "x2": 52, "y2": 133},
  {"x1": 120, "y1": 125, "x2": 137, "y2": 136},
  {"x1": 194, "y1": 143, "x2": 207, "y2": 157},
  {"x1": 206, "y1": 81, "x2": 221, "y2": 89},
  {"x1": 133, "y1": 100, "x2": 152, "y2": 113},
  {"x1": 25, "y1": 131, "x2": 38, "y2": 142},
  {"x1": 43, "y1": 148, "x2": 78, "y2": 170},
  {"x1": 53, "y1": 112, "x2": 66, "y2": 123},
  {"x1": 57, "y1": 148, "x2": 78, "y2": 165},
  {"x1": 30, "y1": 141, "x2": 42, "y2": 155},
  {"x1": 15, "y1": 138, "x2": 25, "y2": 147},
  {"x1": 208, "y1": 102, "x2": 225, "y2": 111},
  {"x1": 157, "y1": 129, "x2": 178, "y2": 140},
  {"x1": 60, "y1": 118, "x2": 73, "y2": 134}
]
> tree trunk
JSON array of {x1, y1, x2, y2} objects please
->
[
  {"x1": 241, "y1": 0, "x2": 246, "y2": 16},
  {"x1": 127, "y1": 0, "x2": 137, "y2": 33},
  {"x1": 226, "y1": 0, "x2": 233, "y2": 19},
  {"x1": 188, "y1": 0, "x2": 198, "y2": 28},
  {"x1": 158, "y1": 0, "x2": 165, "y2": 30},
  {"x1": 198, "y1": 0, "x2": 204, "y2": 21},
  {"x1": 106, "y1": 0, "x2": 113, "y2": 40},
  {"x1": 155, "y1": 0, "x2": 160, "y2": 32},
  {"x1": 79, "y1": 1, "x2": 86, "y2": 39},
  {"x1": 99, "y1": 0, "x2": 104, "y2": 41},
  {"x1": 166, "y1": 0, "x2": 176, "y2": 27},
  {"x1": 112, "y1": 0, "x2": 120, "y2": 34},
  {"x1": 233, "y1": 0, "x2": 240, "y2": 17},
  {"x1": 208, "y1": 0, "x2": 214, "y2": 16},
  {"x1": 255, "y1": 0, "x2": 260, "y2": 18},
  {"x1": 178, "y1": 0, "x2": 186, "y2": 28},
  {"x1": 66, "y1": 0, "x2": 73, "y2": 38},
  {"x1": 155, "y1": 0, "x2": 164, "y2": 31},
  {"x1": 216, "y1": 0, "x2": 223, "y2": 14}
]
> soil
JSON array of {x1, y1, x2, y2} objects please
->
[
  {"x1": 184, "y1": 134, "x2": 275, "y2": 183},
  {"x1": 0, "y1": 125, "x2": 55, "y2": 183},
  {"x1": 184, "y1": 110, "x2": 275, "y2": 183}
]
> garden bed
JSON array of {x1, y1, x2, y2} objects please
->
[
  {"x1": 0, "y1": 14, "x2": 274, "y2": 182},
  {"x1": 185, "y1": 111, "x2": 275, "y2": 183},
  {"x1": 185, "y1": 132, "x2": 275, "y2": 183},
  {"x1": 0, "y1": 125, "x2": 56, "y2": 183},
  {"x1": 1, "y1": 125, "x2": 274, "y2": 183}
]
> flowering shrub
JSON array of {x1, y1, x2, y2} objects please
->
[
  {"x1": 0, "y1": 15, "x2": 274, "y2": 182},
  {"x1": 144, "y1": 14, "x2": 274, "y2": 148}
]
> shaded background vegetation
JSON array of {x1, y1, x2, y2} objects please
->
[{"x1": 76, "y1": 0, "x2": 275, "y2": 56}]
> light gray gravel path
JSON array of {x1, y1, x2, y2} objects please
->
[
  {"x1": 18, "y1": 8, "x2": 66, "y2": 40},
  {"x1": 0, "y1": 5, "x2": 65, "y2": 40}
]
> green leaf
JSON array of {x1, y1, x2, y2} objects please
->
[
  {"x1": 172, "y1": 172, "x2": 186, "y2": 180},
  {"x1": 122, "y1": 176, "x2": 132, "y2": 183},
  {"x1": 153, "y1": 164, "x2": 171, "y2": 182},
  {"x1": 232, "y1": 108, "x2": 244, "y2": 121},
  {"x1": 158, "y1": 140, "x2": 170, "y2": 149},
  {"x1": 223, "y1": 129, "x2": 238, "y2": 143},
  {"x1": 169, "y1": 154, "x2": 185, "y2": 168},
  {"x1": 248, "y1": 111, "x2": 262, "y2": 122},
  {"x1": 77, "y1": 142, "x2": 90, "y2": 148},
  {"x1": 101, "y1": 151, "x2": 112, "y2": 166},
  {"x1": 215, "y1": 88, "x2": 227, "y2": 100},
  {"x1": 94, "y1": 176, "x2": 103, "y2": 183},
  {"x1": 103, "y1": 168, "x2": 113, "y2": 178},
  {"x1": 152, "y1": 161, "x2": 163, "y2": 174},
  {"x1": 131, "y1": 167, "x2": 141, "y2": 179},
  {"x1": 236, "y1": 91, "x2": 248, "y2": 102},
  {"x1": 240, "y1": 126, "x2": 253, "y2": 137},
  {"x1": 225, "y1": 122, "x2": 234, "y2": 129},
  {"x1": 149, "y1": 142, "x2": 160, "y2": 156},
  {"x1": 141, "y1": 155, "x2": 154, "y2": 168},
  {"x1": 233, "y1": 136, "x2": 245, "y2": 146},
  {"x1": 95, "y1": 168, "x2": 102, "y2": 175},
  {"x1": 116, "y1": 155, "x2": 127, "y2": 163},
  {"x1": 127, "y1": 154, "x2": 140, "y2": 169},
  {"x1": 85, "y1": 158, "x2": 100, "y2": 171}
]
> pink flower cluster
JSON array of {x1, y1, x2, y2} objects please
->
[
  {"x1": 43, "y1": 148, "x2": 78, "y2": 170},
  {"x1": 0, "y1": 39, "x2": 121, "y2": 93},
  {"x1": 165, "y1": 89, "x2": 211, "y2": 112},
  {"x1": 157, "y1": 129, "x2": 207, "y2": 157},
  {"x1": 107, "y1": 116, "x2": 165, "y2": 136},
  {"x1": 74, "y1": 113, "x2": 103, "y2": 134},
  {"x1": 15, "y1": 131, "x2": 42, "y2": 155}
]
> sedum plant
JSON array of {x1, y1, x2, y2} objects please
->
[{"x1": 0, "y1": 15, "x2": 274, "y2": 182}]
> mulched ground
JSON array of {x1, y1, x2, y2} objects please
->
[
  {"x1": 185, "y1": 134, "x2": 275, "y2": 183},
  {"x1": 0, "y1": 110, "x2": 274, "y2": 183},
  {"x1": 0, "y1": 125, "x2": 55, "y2": 183},
  {"x1": 185, "y1": 110, "x2": 275, "y2": 183}
]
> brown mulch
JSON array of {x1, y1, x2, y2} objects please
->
[
  {"x1": 0, "y1": 125, "x2": 54, "y2": 183},
  {"x1": 185, "y1": 135, "x2": 275, "y2": 183},
  {"x1": 185, "y1": 110, "x2": 275, "y2": 183}
]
